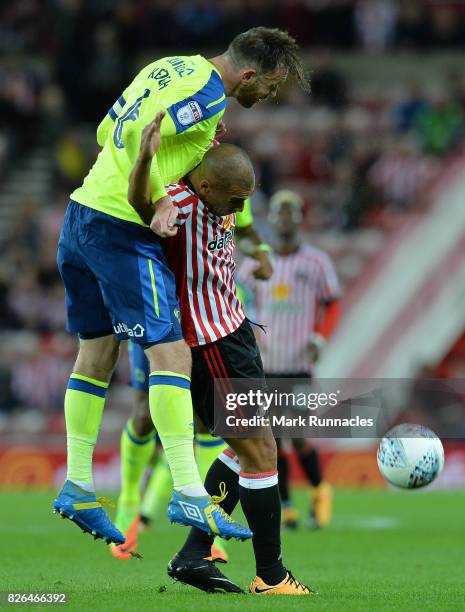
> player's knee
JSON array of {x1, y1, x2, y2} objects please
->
[
  {"x1": 145, "y1": 339, "x2": 192, "y2": 377},
  {"x1": 74, "y1": 335, "x2": 120, "y2": 381},
  {"x1": 131, "y1": 391, "x2": 154, "y2": 437}
]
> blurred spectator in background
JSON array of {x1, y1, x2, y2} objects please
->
[
  {"x1": 393, "y1": 81, "x2": 428, "y2": 133},
  {"x1": 310, "y1": 55, "x2": 348, "y2": 110},
  {"x1": 354, "y1": 0, "x2": 397, "y2": 52},
  {"x1": 429, "y1": 4, "x2": 465, "y2": 49},
  {"x1": 414, "y1": 95, "x2": 464, "y2": 157},
  {"x1": 368, "y1": 136, "x2": 436, "y2": 210},
  {"x1": 396, "y1": 1, "x2": 430, "y2": 49}
]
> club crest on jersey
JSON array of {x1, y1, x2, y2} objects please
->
[
  {"x1": 176, "y1": 100, "x2": 203, "y2": 126},
  {"x1": 208, "y1": 230, "x2": 233, "y2": 252},
  {"x1": 222, "y1": 214, "x2": 233, "y2": 230}
]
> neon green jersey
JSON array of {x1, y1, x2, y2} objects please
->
[{"x1": 71, "y1": 55, "x2": 227, "y2": 225}]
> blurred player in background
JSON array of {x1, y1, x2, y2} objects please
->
[
  {"x1": 112, "y1": 197, "x2": 273, "y2": 562},
  {"x1": 54, "y1": 27, "x2": 308, "y2": 546},
  {"x1": 238, "y1": 190, "x2": 342, "y2": 529}
]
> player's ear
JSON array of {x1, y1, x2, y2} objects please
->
[
  {"x1": 241, "y1": 69, "x2": 256, "y2": 84},
  {"x1": 199, "y1": 178, "x2": 210, "y2": 196}
]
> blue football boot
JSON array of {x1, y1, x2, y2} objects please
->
[
  {"x1": 53, "y1": 480, "x2": 125, "y2": 545},
  {"x1": 167, "y1": 490, "x2": 252, "y2": 541}
]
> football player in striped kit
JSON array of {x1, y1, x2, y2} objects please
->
[
  {"x1": 238, "y1": 190, "x2": 342, "y2": 529},
  {"x1": 120, "y1": 114, "x2": 316, "y2": 595}
]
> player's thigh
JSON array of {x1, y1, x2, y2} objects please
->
[
  {"x1": 190, "y1": 319, "x2": 267, "y2": 435},
  {"x1": 79, "y1": 208, "x2": 182, "y2": 346},
  {"x1": 57, "y1": 203, "x2": 114, "y2": 337}
]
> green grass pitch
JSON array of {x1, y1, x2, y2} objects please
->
[{"x1": 0, "y1": 488, "x2": 464, "y2": 611}]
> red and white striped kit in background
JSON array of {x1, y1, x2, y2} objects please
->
[
  {"x1": 163, "y1": 180, "x2": 245, "y2": 347},
  {"x1": 219, "y1": 448, "x2": 278, "y2": 488},
  {"x1": 238, "y1": 244, "x2": 341, "y2": 374}
]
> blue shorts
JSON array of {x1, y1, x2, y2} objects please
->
[
  {"x1": 57, "y1": 200, "x2": 183, "y2": 345},
  {"x1": 128, "y1": 341, "x2": 150, "y2": 391}
]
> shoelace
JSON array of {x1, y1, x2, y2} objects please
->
[
  {"x1": 210, "y1": 483, "x2": 236, "y2": 525},
  {"x1": 285, "y1": 571, "x2": 311, "y2": 593},
  {"x1": 96, "y1": 497, "x2": 116, "y2": 509},
  {"x1": 211, "y1": 482, "x2": 228, "y2": 504}
]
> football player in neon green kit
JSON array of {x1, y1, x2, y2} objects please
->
[{"x1": 54, "y1": 27, "x2": 308, "y2": 546}]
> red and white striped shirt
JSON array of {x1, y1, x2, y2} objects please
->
[
  {"x1": 238, "y1": 244, "x2": 341, "y2": 374},
  {"x1": 163, "y1": 180, "x2": 245, "y2": 347}
]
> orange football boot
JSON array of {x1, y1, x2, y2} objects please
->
[
  {"x1": 110, "y1": 513, "x2": 141, "y2": 560},
  {"x1": 205, "y1": 540, "x2": 229, "y2": 564},
  {"x1": 282, "y1": 505, "x2": 299, "y2": 529},
  {"x1": 250, "y1": 571, "x2": 317, "y2": 595},
  {"x1": 311, "y1": 482, "x2": 333, "y2": 527}
]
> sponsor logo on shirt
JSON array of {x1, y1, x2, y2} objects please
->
[
  {"x1": 207, "y1": 230, "x2": 234, "y2": 252},
  {"x1": 176, "y1": 100, "x2": 203, "y2": 126}
]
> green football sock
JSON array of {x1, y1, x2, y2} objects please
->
[
  {"x1": 195, "y1": 433, "x2": 227, "y2": 481},
  {"x1": 118, "y1": 419, "x2": 155, "y2": 510},
  {"x1": 148, "y1": 371, "x2": 205, "y2": 495},
  {"x1": 65, "y1": 373, "x2": 109, "y2": 492},
  {"x1": 140, "y1": 454, "x2": 173, "y2": 521}
]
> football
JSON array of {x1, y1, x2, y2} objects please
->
[{"x1": 377, "y1": 424, "x2": 445, "y2": 489}]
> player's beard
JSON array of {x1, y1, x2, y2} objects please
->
[{"x1": 236, "y1": 85, "x2": 261, "y2": 108}]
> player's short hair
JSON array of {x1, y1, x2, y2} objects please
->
[
  {"x1": 203, "y1": 143, "x2": 255, "y2": 192},
  {"x1": 228, "y1": 27, "x2": 309, "y2": 92}
]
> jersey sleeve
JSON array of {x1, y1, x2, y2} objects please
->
[
  {"x1": 316, "y1": 252, "x2": 342, "y2": 302},
  {"x1": 169, "y1": 190, "x2": 195, "y2": 227},
  {"x1": 164, "y1": 70, "x2": 226, "y2": 135}
]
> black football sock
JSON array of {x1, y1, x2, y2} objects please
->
[
  {"x1": 239, "y1": 472, "x2": 286, "y2": 585},
  {"x1": 179, "y1": 454, "x2": 240, "y2": 559},
  {"x1": 298, "y1": 447, "x2": 322, "y2": 487},
  {"x1": 277, "y1": 449, "x2": 291, "y2": 504}
]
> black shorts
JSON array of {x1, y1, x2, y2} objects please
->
[{"x1": 191, "y1": 319, "x2": 265, "y2": 433}]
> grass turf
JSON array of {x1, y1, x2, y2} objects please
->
[{"x1": 0, "y1": 488, "x2": 464, "y2": 611}]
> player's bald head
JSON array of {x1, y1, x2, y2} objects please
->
[{"x1": 200, "y1": 143, "x2": 255, "y2": 193}]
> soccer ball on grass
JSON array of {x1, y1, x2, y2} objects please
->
[{"x1": 377, "y1": 424, "x2": 444, "y2": 489}]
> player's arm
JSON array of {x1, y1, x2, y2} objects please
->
[
  {"x1": 307, "y1": 254, "x2": 342, "y2": 363},
  {"x1": 128, "y1": 111, "x2": 178, "y2": 234},
  {"x1": 236, "y1": 200, "x2": 273, "y2": 280},
  {"x1": 308, "y1": 299, "x2": 342, "y2": 362}
]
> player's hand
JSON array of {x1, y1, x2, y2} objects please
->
[
  {"x1": 140, "y1": 111, "x2": 165, "y2": 161},
  {"x1": 306, "y1": 334, "x2": 326, "y2": 364},
  {"x1": 150, "y1": 195, "x2": 178, "y2": 237},
  {"x1": 306, "y1": 341, "x2": 321, "y2": 364},
  {"x1": 252, "y1": 252, "x2": 273, "y2": 280},
  {"x1": 215, "y1": 120, "x2": 227, "y2": 140}
]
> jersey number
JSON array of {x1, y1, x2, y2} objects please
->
[{"x1": 113, "y1": 89, "x2": 150, "y2": 149}]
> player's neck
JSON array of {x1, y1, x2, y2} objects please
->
[
  {"x1": 208, "y1": 54, "x2": 237, "y2": 96},
  {"x1": 274, "y1": 239, "x2": 300, "y2": 256}
]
